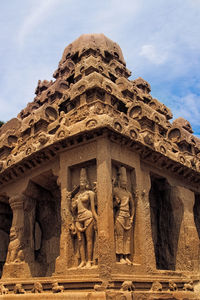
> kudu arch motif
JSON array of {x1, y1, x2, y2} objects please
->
[{"x1": 0, "y1": 33, "x2": 199, "y2": 298}]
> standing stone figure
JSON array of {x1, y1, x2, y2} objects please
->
[
  {"x1": 113, "y1": 166, "x2": 135, "y2": 265},
  {"x1": 71, "y1": 168, "x2": 98, "y2": 268}
]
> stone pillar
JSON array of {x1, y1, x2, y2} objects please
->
[
  {"x1": 174, "y1": 186, "x2": 200, "y2": 272},
  {"x1": 2, "y1": 194, "x2": 31, "y2": 278},
  {"x1": 96, "y1": 137, "x2": 115, "y2": 279},
  {"x1": 133, "y1": 169, "x2": 156, "y2": 271},
  {"x1": 55, "y1": 158, "x2": 72, "y2": 274}
]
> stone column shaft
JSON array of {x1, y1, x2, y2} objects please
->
[
  {"x1": 96, "y1": 137, "x2": 115, "y2": 279},
  {"x1": 134, "y1": 169, "x2": 156, "y2": 271},
  {"x1": 9, "y1": 195, "x2": 25, "y2": 229},
  {"x1": 174, "y1": 186, "x2": 199, "y2": 272},
  {"x1": 54, "y1": 163, "x2": 70, "y2": 274},
  {"x1": 2, "y1": 194, "x2": 31, "y2": 278}
]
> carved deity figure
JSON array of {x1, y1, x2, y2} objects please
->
[
  {"x1": 113, "y1": 166, "x2": 135, "y2": 265},
  {"x1": 70, "y1": 168, "x2": 98, "y2": 268}
]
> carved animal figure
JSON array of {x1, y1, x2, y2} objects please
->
[
  {"x1": 0, "y1": 284, "x2": 8, "y2": 295},
  {"x1": 94, "y1": 280, "x2": 109, "y2": 291},
  {"x1": 31, "y1": 282, "x2": 43, "y2": 293},
  {"x1": 120, "y1": 281, "x2": 135, "y2": 291},
  {"x1": 52, "y1": 282, "x2": 64, "y2": 293},
  {"x1": 168, "y1": 280, "x2": 178, "y2": 291},
  {"x1": 14, "y1": 283, "x2": 25, "y2": 294},
  {"x1": 6, "y1": 227, "x2": 24, "y2": 264},
  {"x1": 183, "y1": 281, "x2": 193, "y2": 291},
  {"x1": 150, "y1": 281, "x2": 162, "y2": 292}
]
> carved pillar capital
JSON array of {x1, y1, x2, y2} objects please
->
[
  {"x1": 9, "y1": 194, "x2": 26, "y2": 230},
  {"x1": 9, "y1": 194, "x2": 26, "y2": 211}
]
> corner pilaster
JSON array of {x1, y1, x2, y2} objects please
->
[{"x1": 174, "y1": 186, "x2": 200, "y2": 272}]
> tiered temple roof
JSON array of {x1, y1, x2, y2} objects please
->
[{"x1": 0, "y1": 33, "x2": 200, "y2": 186}]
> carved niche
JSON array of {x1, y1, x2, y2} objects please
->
[
  {"x1": 69, "y1": 163, "x2": 98, "y2": 268},
  {"x1": 112, "y1": 165, "x2": 136, "y2": 265},
  {"x1": 149, "y1": 174, "x2": 183, "y2": 271},
  {"x1": 13, "y1": 170, "x2": 61, "y2": 277}
]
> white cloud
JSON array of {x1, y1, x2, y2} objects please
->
[
  {"x1": 139, "y1": 44, "x2": 168, "y2": 65},
  {"x1": 172, "y1": 93, "x2": 200, "y2": 128},
  {"x1": 0, "y1": 0, "x2": 200, "y2": 135},
  {"x1": 17, "y1": 0, "x2": 58, "y2": 48}
]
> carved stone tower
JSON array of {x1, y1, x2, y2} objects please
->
[{"x1": 0, "y1": 34, "x2": 200, "y2": 299}]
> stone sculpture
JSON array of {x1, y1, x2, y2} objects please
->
[
  {"x1": 31, "y1": 282, "x2": 43, "y2": 293},
  {"x1": 183, "y1": 281, "x2": 194, "y2": 291},
  {"x1": 70, "y1": 168, "x2": 98, "y2": 268},
  {"x1": 168, "y1": 280, "x2": 178, "y2": 292},
  {"x1": 52, "y1": 282, "x2": 64, "y2": 293},
  {"x1": 94, "y1": 280, "x2": 109, "y2": 291},
  {"x1": 113, "y1": 166, "x2": 135, "y2": 264},
  {"x1": 6, "y1": 227, "x2": 24, "y2": 264},
  {"x1": 0, "y1": 283, "x2": 8, "y2": 295},
  {"x1": 14, "y1": 283, "x2": 25, "y2": 294},
  {"x1": 120, "y1": 281, "x2": 135, "y2": 291},
  {"x1": 150, "y1": 281, "x2": 162, "y2": 292}
]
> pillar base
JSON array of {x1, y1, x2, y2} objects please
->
[{"x1": 2, "y1": 262, "x2": 31, "y2": 279}]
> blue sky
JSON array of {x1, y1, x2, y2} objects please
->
[{"x1": 1, "y1": 0, "x2": 200, "y2": 135}]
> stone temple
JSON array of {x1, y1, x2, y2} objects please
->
[{"x1": 0, "y1": 33, "x2": 200, "y2": 299}]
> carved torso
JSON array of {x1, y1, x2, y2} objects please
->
[
  {"x1": 74, "y1": 191, "x2": 93, "y2": 222},
  {"x1": 114, "y1": 187, "x2": 131, "y2": 217}
]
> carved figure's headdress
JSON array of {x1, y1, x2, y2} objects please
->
[
  {"x1": 80, "y1": 168, "x2": 89, "y2": 184},
  {"x1": 119, "y1": 166, "x2": 127, "y2": 182}
]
